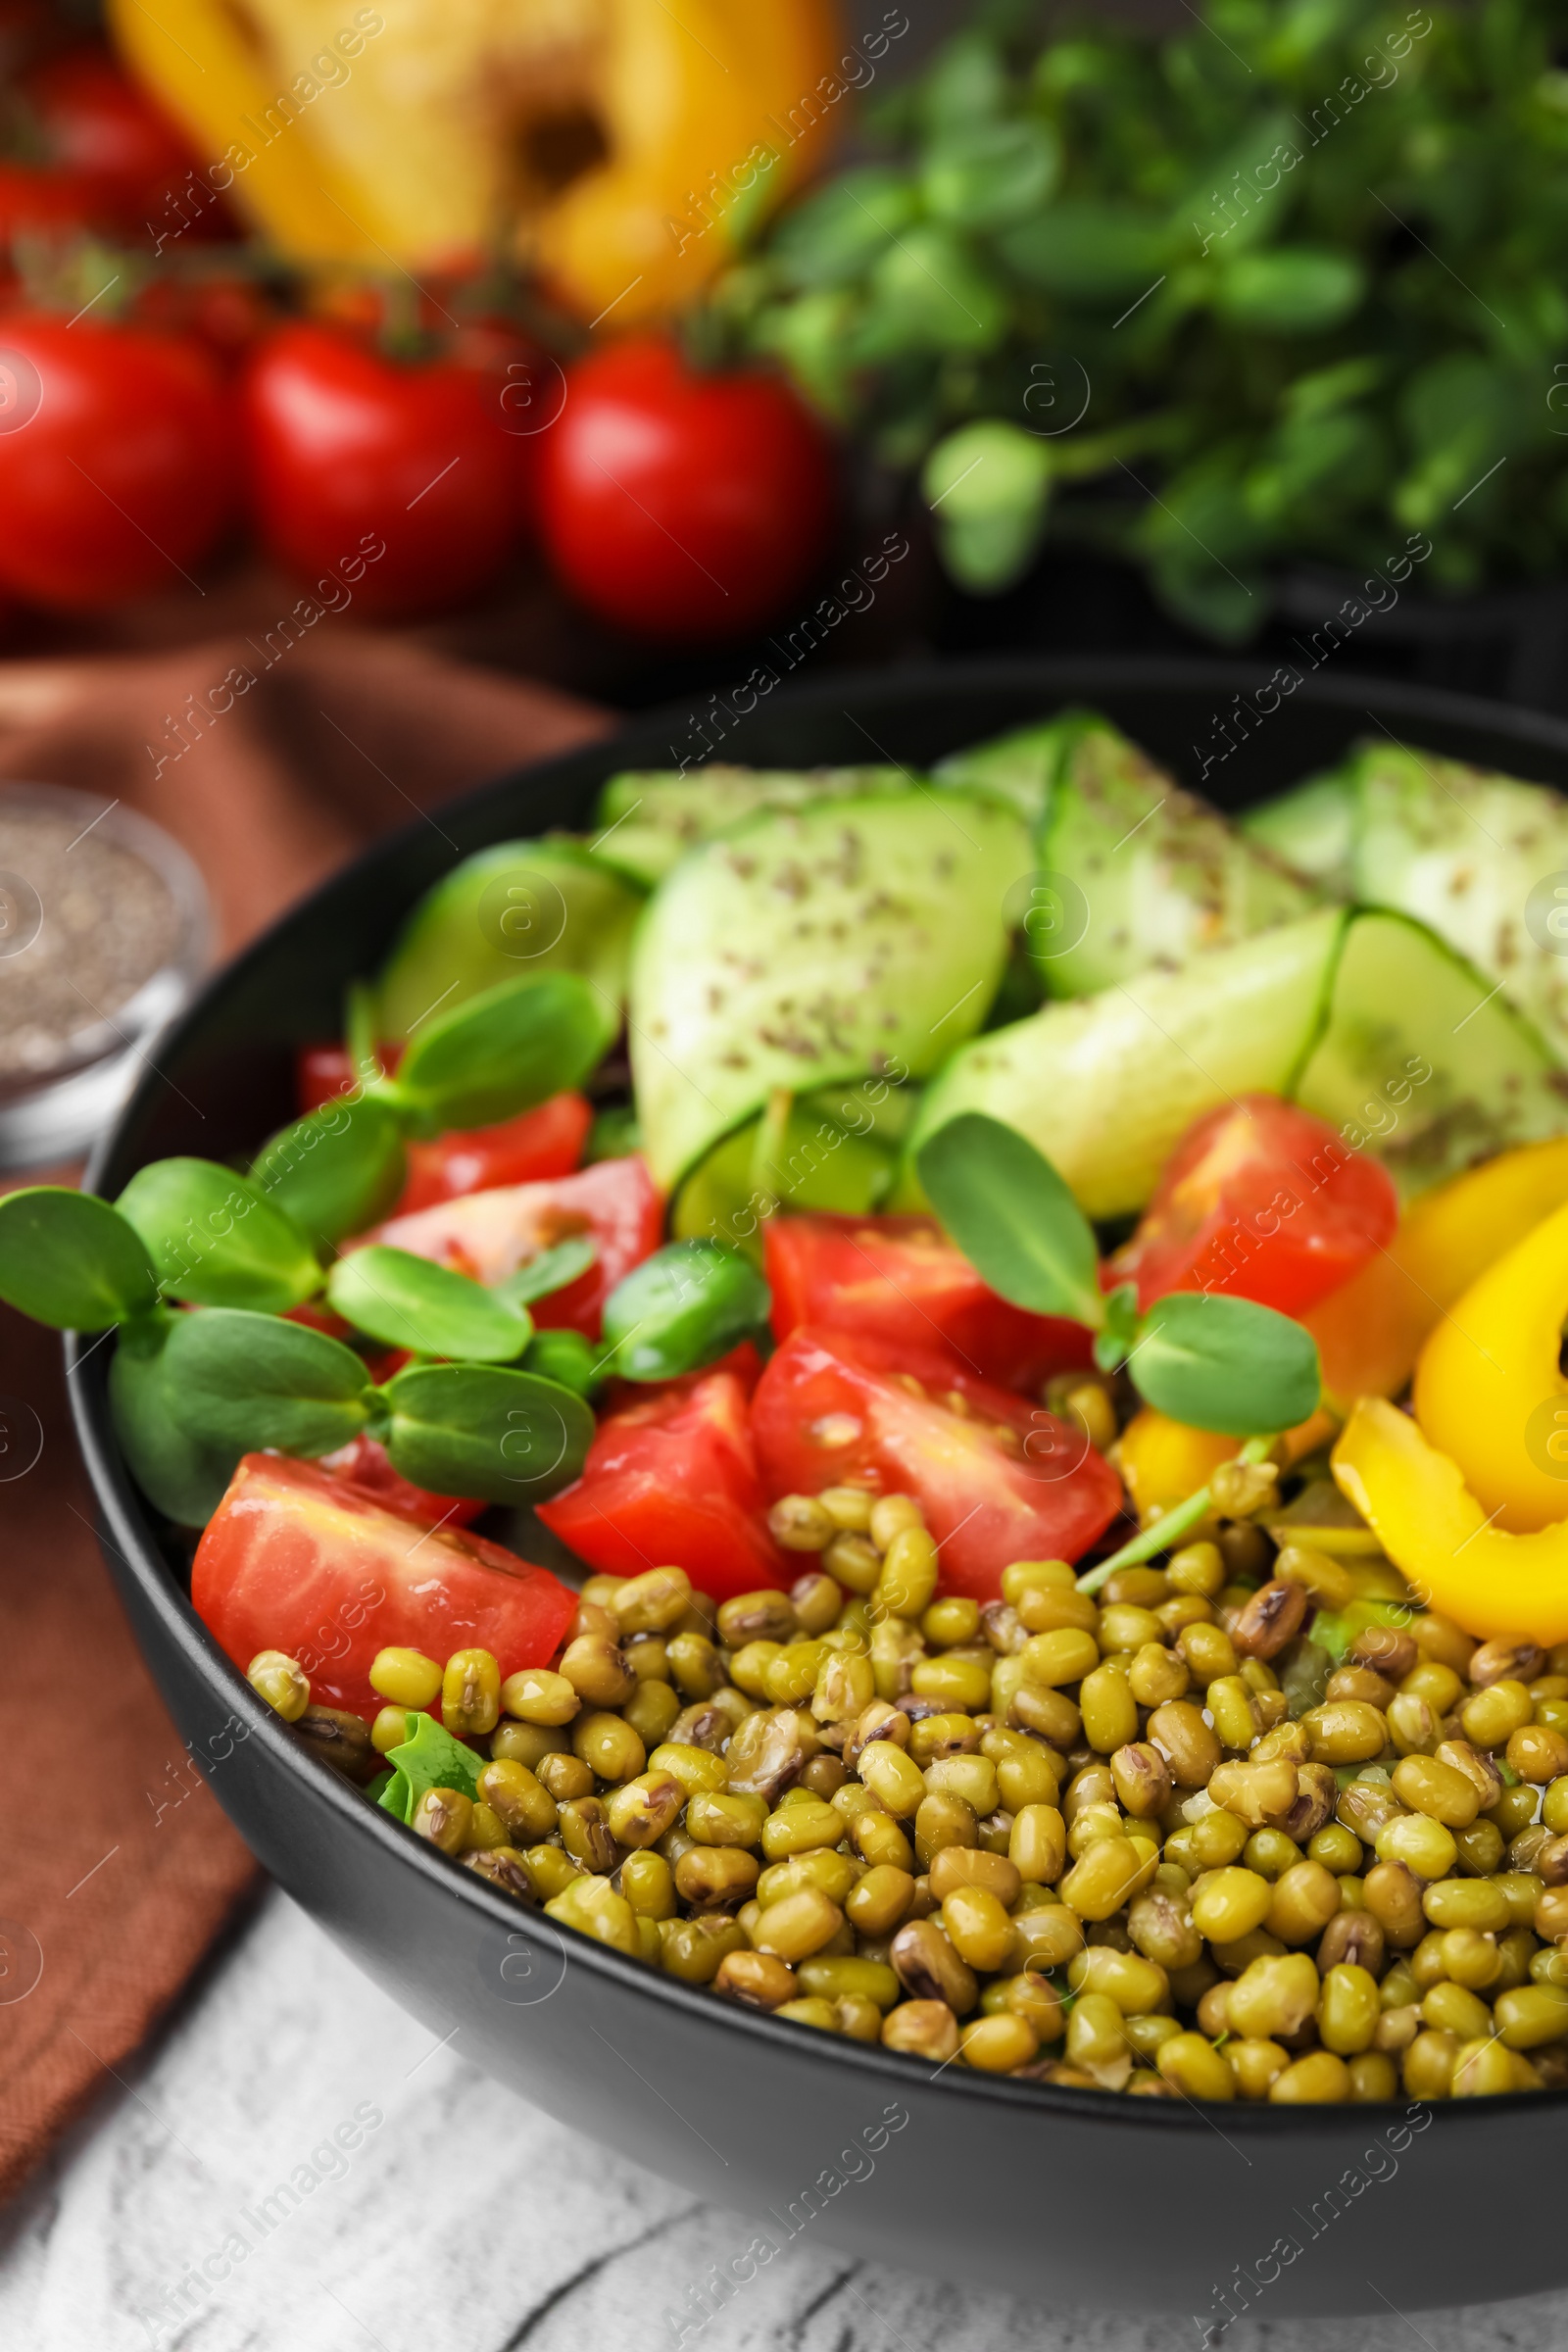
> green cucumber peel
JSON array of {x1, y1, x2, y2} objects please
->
[
  {"x1": 916, "y1": 1110, "x2": 1321, "y2": 1439},
  {"x1": 600, "y1": 1239, "x2": 771, "y2": 1382}
]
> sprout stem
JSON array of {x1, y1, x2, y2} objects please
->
[{"x1": 1076, "y1": 1432, "x2": 1275, "y2": 1594}]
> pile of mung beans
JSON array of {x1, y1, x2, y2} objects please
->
[{"x1": 250, "y1": 1478, "x2": 1568, "y2": 2102}]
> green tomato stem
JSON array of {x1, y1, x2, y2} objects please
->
[{"x1": 1075, "y1": 1432, "x2": 1276, "y2": 1594}]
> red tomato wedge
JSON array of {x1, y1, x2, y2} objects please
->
[
  {"x1": 368, "y1": 1155, "x2": 662, "y2": 1339},
  {"x1": 764, "y1": 1211, "x2": 1094, "y2": 1390},
  {"x1": 537, "y1": 1368, "x2": 787, "y2": 1599},
  {"x1": 318, "y1": 1434, "x2": 484, "y2": 1531},
  {"x1": 751, "y1": 1328, "x2": 1123, "y2": 1603},
  {"x1": 395, "y1": 1094, "x2": 592, "y2": 1214},
  {"x1": 1111, "y1": 1094, "x2": 1397, "y2": 1318},
  {"x1": 192, "y1": 1453, "x2": 575, "y2": 1718}
]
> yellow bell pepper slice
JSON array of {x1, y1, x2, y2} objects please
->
[
  {"x1": 1333, "y1": 1397, "x2": 1568, "y2": 1644},
  {"x1": 1412, "y1": 1195, "x2": 1568, "y2": 1532},
  {"x1": 109, "y1": 0, "x2": 845, "y2": 317},
  {"x1": 1116, "y1": 1408, "x2": 1237, "y2": 1520},
  {"x1": 1302, "y1": 1134, "x2": 1568, "y2": 1413}
]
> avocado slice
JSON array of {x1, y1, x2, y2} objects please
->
[
  {"x1": 1293, "y1": 908, "x2": 1568, "y2": 1198},
  {"x1": 906, "y1": 906, "x2": 1348, "y2": 1219},
  {"x1": 376, "y1": 839, "x2": 644, "y2": 1041},
  {"x1": 592, "y1": 764, "x2": 910, "y2": 888},
  {"x1": 629, "y1": 790, "x2": 1032, "y2": 1190}
]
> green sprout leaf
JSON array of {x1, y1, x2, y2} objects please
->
[
  {"x1": 494, "y1": 1237, "x2": 598, "y2": 1309},
  {"x1": 250, "y1": 1094, "x2": 407, "y2": 1250},
  {"x1": 0, "y1": 1187, "x2": 155, "y2": 1330},
  {"x1": 387, "y1": 972, "x2": 615, "y2": 1136},
  {"x1": 327, "y1": 1245, "x2": 533, "y2": 1363},
  {"x1": 915, "y1": 1113, "x2": 1103, "y2": 1327},
  {"x1": 108, "y1": 1310, "x2": 237, "y2": 1524},
  {"x1": 117, "y1": 1159, "x2": 320, "y2": 1312},
  {"x1": 601, "y1": 1240, "x2": 771, "y2": 1382},
  {"x1": 380, "y1": 1362, "x2": 593, "y2": 1503},
  {"x1": 1128, "y1": 1292, "x2": 1321, "y2": 1436},
  {"x1": 521, "y1": 1327, "x2": 601, "y2": 1397},
  {"x1": 379, "y1": 1710, "x2": 487, "y2": 1823},
  {"x1": 1092, "y1": 1282, "x2": 1143, "y2": 1373},
  {"x1": 161, "y1": 1307, "x2": 373, "y2": 1459}
]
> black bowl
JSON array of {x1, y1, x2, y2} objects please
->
[{"x1": 71, "y1": 658, "x2": 1568, "y2": 2321}]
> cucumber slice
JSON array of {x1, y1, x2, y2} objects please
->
[
  {"x1": 1293, "y1": 908, "x2": 1568, "y2": 1199},
  {"x1": 377, "y1": 840, "x2": 643, "y2": 1040},
  {"x1": 630, "y1": 791, "x2": 1031, "y2": 1190},
  {"x1": 592, "y1": 764, "x2": 909, "y2": 888},
  {"x1": 1039, "y1": 716, "x2": 1319, "y2": 997},
  {"x1": 1347, "y1": 745, "x2": 1568, "y2": 1062},
  {"x1": 1240, "y1": 770, "x2": 1360, "y2": 893},
  {"x1": 933, "y1": 711, "x2": 1094, "y2": 824},
  {"x1": 906, "y1": 906, "x2": 1347, "y2": 1219}
]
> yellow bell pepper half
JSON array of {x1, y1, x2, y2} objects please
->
[
  {"x1": 1412, "y1": 1193, "x2": 1568, "y2": 1533},
  {"x1": 108, "y1": 0, "x2": 844, "y2": 318},
  {"x1": 1333, "y1": 1397, "x2": 1568, "y2": 1646},
  {"x1": 1302, "y1": 1133, "x2": 1568, "y2": 1413}
]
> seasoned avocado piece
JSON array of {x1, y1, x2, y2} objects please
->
[
  {"x1": 377, "y1": 840, "x2": 644, "y2": 1040},
  {"x1": 629, "y1": 791, "x2": 1031, "y2": 1189},
  {"x1": 592, "y1": 764, "x2": 909, "y2": 888},
  {"x1": 1240, "y1": 770, "x2": 1359, "y2": 893},
  {"x1": 1293, "y1": 909, "x2": 1568, "y2": 1199},
  {"x1": 906, "y1": 907, "x2": 1347, "y2": 1218}
]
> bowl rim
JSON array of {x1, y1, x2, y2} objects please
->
[{"x1": 70, "y1": 650, "x2": 1568, "y2": 2135}]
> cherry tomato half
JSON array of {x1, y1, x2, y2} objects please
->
[
  {"x1": 192, "y1": 1452, "x2": 576, "y2": 1718},
  {"x1": 1111, "y1": 1094, "x2": 1397, "y2": 1318},
  {"x1": 537, "y1": 1365, "x2": 787, "y2": 1598},
  {"x1": 535, "y1": 336, "x2": 836, "y2": 642},
  {"x1": 0, "y1": 314, "x2": 235, "y2": 610},
  {"x1": 765, "y1": 1211, "x2": 1094, "y2": 1392},
  {"x1": 751, "y1": 1327, "x2": 1124, "y2": 1603},
  {"x1": 242, "y1": 322, "x2": 517, "y2": 618},
  {"x1": 396, "y1": 1094, "x2": 592, "y2": 1215},
  {"x1": 369, "y1": 1154, "x2": 662, "y2": 1340}
]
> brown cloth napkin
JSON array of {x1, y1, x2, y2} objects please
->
[{"x1": 0, "y1": 633, "x2": 611, "y2": 2203}]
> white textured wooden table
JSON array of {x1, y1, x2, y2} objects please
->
[{"x1": 2, "y1": 1886, "x2": 1564, "y2": 2352}]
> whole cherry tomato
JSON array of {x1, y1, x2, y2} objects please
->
[
  {"x1": 1111, "y1": 1094, "x2": 1397, "y2": 1318},
  {"x1": 132, "y1": 274, "x2": 276, "y2": 373},
  {"x1": 241, "y1": 322, "x2": 519, "y2": 618},
  {"x1": 0, "y1": 313, "x2": 235, "y2": 610},
  {"x1": 535, "y1": 336, "x2": 836, "y2": 641},
  {"x1": 24, "y1": 45, "x2": 219, "y2": 239}
]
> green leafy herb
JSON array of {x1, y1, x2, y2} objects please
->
[
  {"x1": 521, "y1": 1327, "x2": 601, "y2": 1396},
  {"x1": 0, "y1": 1187, "x2": 155, "y2": 1330},
  {"x1": 327, "y1": 1245, "x2": 533, "y2": 1363},
  {"x1": 601, "y1": 1240, "x2": 771, "y2": 1382},
  {"x1": 108, "y1": 1310, "x2": 238, "y2": 1524},
  {"x1": 385, "y1": 972, "x2": 616, "y2": 1136},
  {"x1": 916, "y1": 1112, "x2": 1103, "y2": 1326},
  {"x1": 379, "y1": 1710, "x2": 487, "y2": 1822},
  {"x1": 116, "y1": 1158, "x2": 320, "y2": 1313},
  {"x1": 495, "y1": 1238, "x2": 598, "y2": 1309},
  {"x1": 1130, "y1": 1292, "x2": 1322, "y2": 1437},
  {"x1": 250, "y1": 1094, "x2": 407, "y2": 1250},
  {"x1": 379, "y1": 1361, "x2": 593, "y2": 1503},
  {"x1": 161, "y1": 1307, "x2": 373, "y2": 1460}
]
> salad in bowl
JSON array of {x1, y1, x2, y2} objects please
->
[{"x1": 9, "y1": 705, "x2": 1568, "y2": 2110}]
